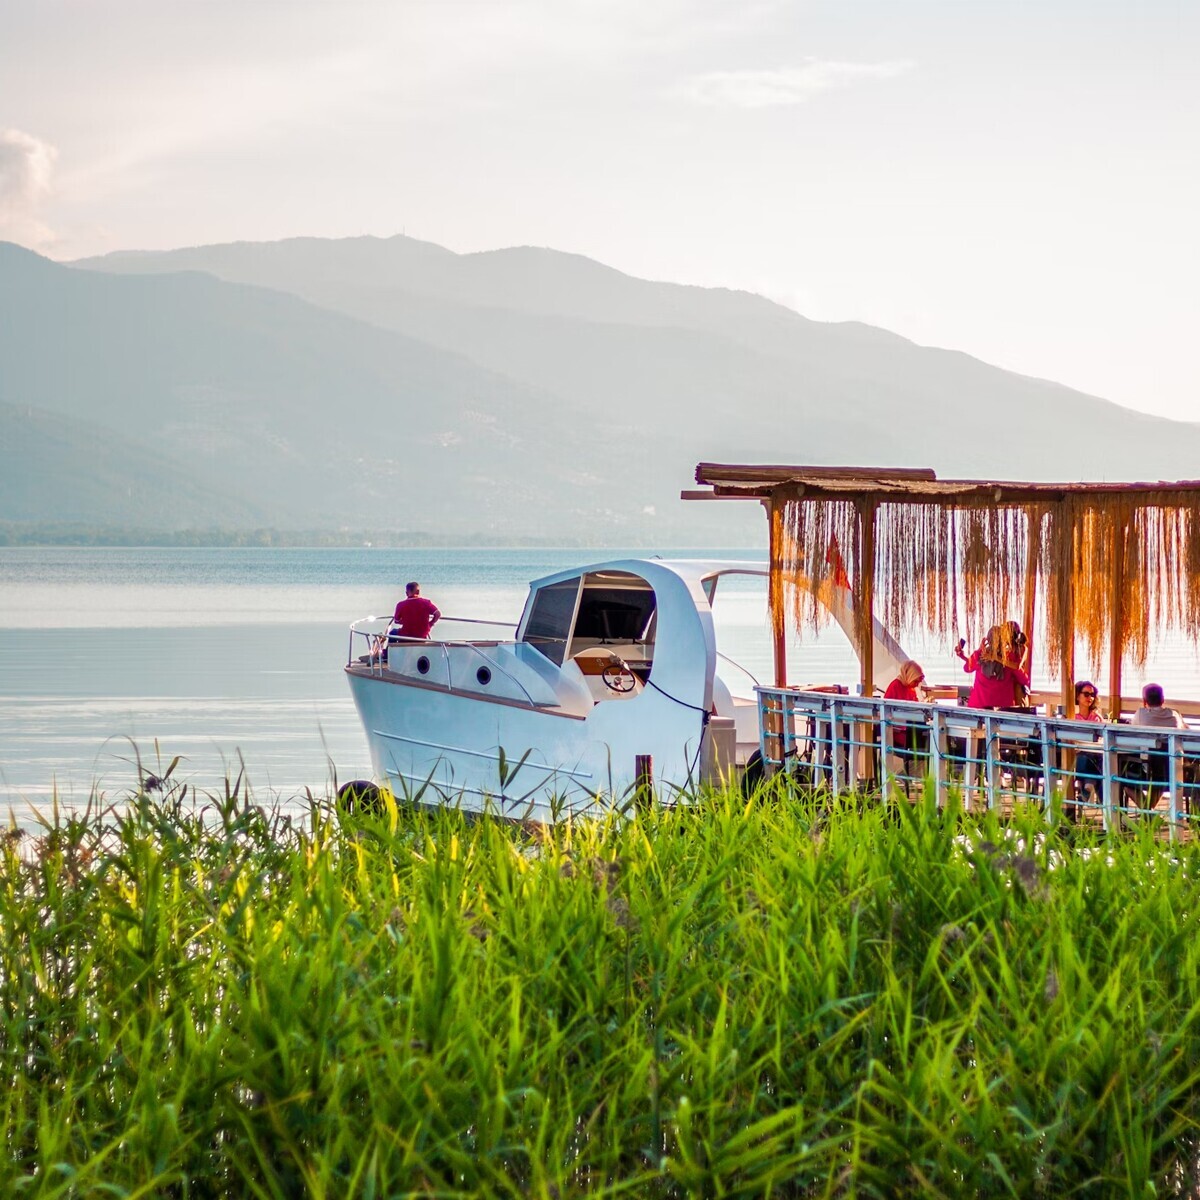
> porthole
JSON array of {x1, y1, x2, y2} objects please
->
[
  {"x1": 476, "y1": 666, "x2": 492, "y2": 686},
  {"x1": 417, "y1": 656, "x2": 430, "y2": 675}
]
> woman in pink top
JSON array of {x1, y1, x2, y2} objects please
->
[
  {"x1": 1073, "y1": 680, "x2": 1104, "y2": 804},
  {"x1": 1074, "y1": 680, "x2": 1103, "y2": 723},
  {"x1": 955, "y1": 624, "x2": 1030, "y2": 708}
]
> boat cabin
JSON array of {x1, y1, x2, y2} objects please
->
[{"x1": 519, "y1": 568, "x2": 657, "y2": 700}]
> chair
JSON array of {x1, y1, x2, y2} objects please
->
[
  {"x1": 991, "y1": 708, "x2": 1043, "y2": 795},
  {"x1": 1118, "y1": 738, "x2": 1169, "y2": 814}
]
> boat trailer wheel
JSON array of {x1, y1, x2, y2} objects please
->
[
  {"x1": 336, "y1": 779, "x2": 386, "y2": 814},
  {"x1": 601, "y1": 661, "x2": 637, "y2": 693}
]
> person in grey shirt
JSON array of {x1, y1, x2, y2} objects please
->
[{"x1": 1131, "y1": 683, "x2": 1187, "y2": 729}]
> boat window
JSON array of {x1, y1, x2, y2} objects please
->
[
  {"x1": 522, "y1": 579, "x2": 580, "y2": 666},
  {"x1": 574, "y1": 586, "x2": 656, "y2": 642}
]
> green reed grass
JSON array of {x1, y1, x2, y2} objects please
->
[{"x1": 4, "y1": 777, "x2": 1200, "y2": 1197}]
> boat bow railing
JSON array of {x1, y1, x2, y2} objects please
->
[
  {"x1": 757, "y1": 686, "x2": 1200, "y2": 835},
  {"x1": 347, "y1": 615, "x2": 517, "y2": 664},
  {"x1": 347, "y1": 616, "x2": 545, "y2": 707}
]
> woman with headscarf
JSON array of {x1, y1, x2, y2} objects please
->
[
  {"x1": 885, "y1": 659, "x2": 926, "y2": 704},
  {"x1": 883, "y1": 659, "x2": 927, "y2": 763}
]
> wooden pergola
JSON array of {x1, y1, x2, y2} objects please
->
[{"x1": 685, "y1": 464, "x2": 1200, "y2": 716}]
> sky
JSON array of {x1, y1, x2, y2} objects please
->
[{"x1": 2, "y1": 0, "x2": 1197, "y2": 422}]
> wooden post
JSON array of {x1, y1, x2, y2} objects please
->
[
  {"x1": 1059, "y1": 535, "x2": 1076, "y2": 719},
  {"x1": 1107, "y1": 516, "x2": 1126, "y2": 720},
  {"x1": 767, "y1": 497, "x2": 787, "y2": 687},
  {"x1": 635, "y1": 754, "x2": 654, "y2": 810},
  {"x1": 858, "y1": 498, "x2": 877, "y2": 697},
  {"x1": 1022, "y1": 510, "x2": 1041, "y2": 681},
  {"x1": 855, "y1": 499, "x2": 878, "y2": 786},
  {"x1": 762, "y1": 496, "x2": 788, "y2": 775}
]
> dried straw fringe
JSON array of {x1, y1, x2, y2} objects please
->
[{"x1": 774, "y1": 492, "x2": 1200, "y2": 671}]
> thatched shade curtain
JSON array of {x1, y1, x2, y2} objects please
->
[
  {"x1": 695, "y1": 466, "x2": 1200, "y2": 679},
  {"x1": 775, "y1": 491, "x2": 1200, "y2": 671}
]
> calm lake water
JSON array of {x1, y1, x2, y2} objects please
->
[
  {"x1": 0, "y1": 548, "x2": 772, "y2": 824},
  {"x1": 4, "y1": 546, "x2": 1199, "y2": 827}
]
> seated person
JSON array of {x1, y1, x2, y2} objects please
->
[
  {"x1": 1131, "y1": 683, "x2": 1186, "y2": 729},
  {"x1": 883, "y1": 660, "x2": 928, "y2": 770},
  {"x1": 1073, "y1": 680, "x2": 1104, "y2": 805},
  {"x1": 1075, "y1": 679, "x2": 1103, "y2": 723},
  {"x1": 390, "y1": 581, "x2": 441, "y2": 641},
  {"x1": 1128, "y1": 683, "x2": 1186, "y2": 807},
  {"x1": 884, "y1": 659, "x2": 926, "y2": 704}
]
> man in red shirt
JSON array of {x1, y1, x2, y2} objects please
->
[{"x1": 390, "y1": 581, "x2": 441, "y2": 640}]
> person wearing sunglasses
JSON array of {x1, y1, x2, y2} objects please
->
[
  {"x1": 1073, "y1": 680, "x2": 1104, "y2": 816},
  {"x1": 1075, "y1": 681, "x2": 1102, "y2": 723}
]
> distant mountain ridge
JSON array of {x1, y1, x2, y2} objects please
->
[
  {"x1": 0, "y1": 235, "x2": 1193, "y2": 542},
  {"x1": 75, "y1": 234, "x2": 1196, "y2": 480},
  {"x1": 0, "y1": 242, "x2": 643, "y2": 539}
]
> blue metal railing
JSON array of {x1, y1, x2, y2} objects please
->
[{"x1": 756, "y1": 687, "x2": 1200, "y2": 835}]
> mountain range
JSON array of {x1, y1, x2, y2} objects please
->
[{"x1": 1, "y1": 234, "x2": 1194, "y2": 543}]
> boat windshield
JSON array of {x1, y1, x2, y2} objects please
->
[
  {"x1": 522, "y1": 570, "x2": 657, "y2": 666},
  {"x1": 522, "y1": 579, "x2": 579, "y2": 666}
]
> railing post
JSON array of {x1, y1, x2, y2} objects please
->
[
  {"x1": 757, "y1": 691, "x2": 772, "y2": 769},
  {"x1": 1102, "y1": 727, "x2": 1117, "y2": 832},
  {"x1": 1169, "y1": 733, "x2": 1183, "y2": 839},
  {"x1": 1041, "y1": 721, "x2": 1055, "y2": 820},
  {"x1": 830, "y1": 698, "x2": 843, "y2": 798},
  {"x1": 984, "y1": 716, "x2": 998, "y2": 811},
  {"x1": 879, "y1": 702, "x2": 891, "y2": 802},
  {"x1": 784, "y1": 691, "x2": 798, "y2": 775},
  {"x1": 932, "y1": 708, "x2": 947, "y2": 808}
]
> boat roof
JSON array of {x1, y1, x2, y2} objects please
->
[{"x1": 525, "y1": 558, "x2": 766, "y2": 592}]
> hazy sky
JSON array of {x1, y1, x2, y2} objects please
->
[{"x1": 2, "y1": 0, "x2": 1196, "y2": 421}]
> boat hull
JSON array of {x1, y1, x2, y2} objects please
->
[{"x1": 346, "y1": 665, "x2": 710, "y2": 820}]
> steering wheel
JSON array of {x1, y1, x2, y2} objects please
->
[{"x1": 600, "y1": 661, "x2": 638, "y2": 694}]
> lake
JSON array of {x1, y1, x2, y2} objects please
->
[
  {"x1": 5, "y1": 546, "x2": 1200, "y2": 828},
  {"x1": 0, "y1": 547, "x2": 775, "y2": 824}
]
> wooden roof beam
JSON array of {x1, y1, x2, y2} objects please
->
[
  {"x1": 679, "y1": 489, "x2": 762, "y2": 501},
  {"x1": 688, "y1": 480, "x2": 1200, "y2": 506},
  {"x1": 696, "y1": 463, "x2": 938, "y2": 485}
]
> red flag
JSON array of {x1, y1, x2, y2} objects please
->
[{"x1": 826, "y1": 537, "x2": 852, "y2": 590}]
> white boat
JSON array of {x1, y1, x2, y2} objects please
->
[{"x1": 345, "y1": 558, "x2": 908, "y2": 819}]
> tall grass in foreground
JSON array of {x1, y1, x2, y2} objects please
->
[{"x1": 4, "y1": 782, "x2": 1200, "y2": 1198}]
